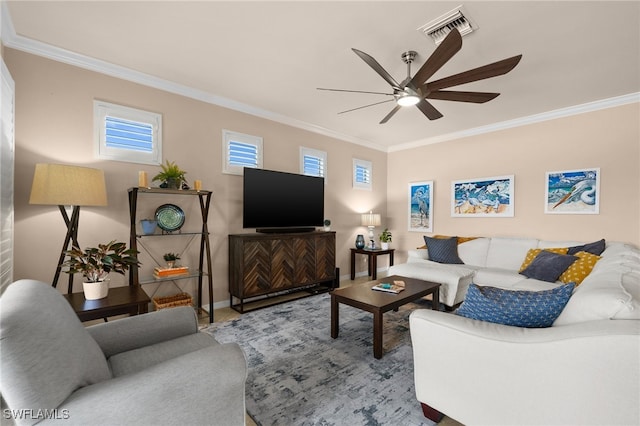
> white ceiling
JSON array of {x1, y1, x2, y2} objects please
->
[{"x1": 3, "y1": 1, "x2": 640, "y2": 152}]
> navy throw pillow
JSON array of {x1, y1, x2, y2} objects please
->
[
  {"x1": 424, "y1": 236, "x2": 464, "y2": 264},
  {"x1": 519, "y1": 250, "x2": 578, "y2": 282},
  {"x1": 456, "y1": 283, "x2": 575, "y2": 328},
  {"x1": 567, "y1": 239, "x2": 605, "y2": 256}
]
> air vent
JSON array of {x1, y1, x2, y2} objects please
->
[{"x1": 418, "y1": 6, "x2": 477, "y2": 45}]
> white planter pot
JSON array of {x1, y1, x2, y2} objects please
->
[
  {"x1": 381, "y1": 242, "x2": 390, "y2": 250},
  {"x1": 83, "y1": 279, "x2": 109, "y2": 300}
]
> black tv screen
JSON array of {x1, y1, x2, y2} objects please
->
[{"x1": 243, "y1": 168, "x2": 324, "y2": 231}]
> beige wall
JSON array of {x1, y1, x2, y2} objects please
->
[
  {"x1": 7, "y1": 48, "x2": 387, "y2": 306},
  {"x1": 387, "y1": 103, "x2": 640, "y2": 263}
]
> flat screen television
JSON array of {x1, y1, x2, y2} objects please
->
[{"x1": 243, "y1": 168, "x2": 324, "y2": 232}]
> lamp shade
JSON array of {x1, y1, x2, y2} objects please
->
[
  {"x1": 29, "y1": 163, "x2": 108, "y2": 206},
  {"x1": 361, "y1": 212, "x2": 381, "y2": 227}
]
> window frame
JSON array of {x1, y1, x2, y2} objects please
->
[
  {"x1": 353, "y1": 158, "x2": 372, "y2": 190},
  {"x1": 222, "y1": 129, "x2": 263, "y2": 175},
  {"x1": 93, "y1": 100, "x2": 162, "y2": 165},
  {"x1": 299, "y1": 147, "x2": 327, "y2": 182}
]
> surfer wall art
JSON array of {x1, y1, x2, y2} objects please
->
[
  {"x1": 451, "y1": 175, "x2": 514, "y2": 217},
  {"x1": 545, "y1": 168, "x2": 600, "y2": 214}
]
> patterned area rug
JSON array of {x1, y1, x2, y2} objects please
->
[{"x1": 204, "y1": 293, "x2": 436, "y2": 426}]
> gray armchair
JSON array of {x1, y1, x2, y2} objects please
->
[{"x1": 1, "y1": 280, "x2": 247, "y2": 426}]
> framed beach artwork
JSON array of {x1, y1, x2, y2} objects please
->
[
  {"x1": 451, "y1": 175, "x2": 514, "y2": 217},
  {"x1": 408, "y1": 181, "x2": 433, "y2": 232},
  {"x1": 545, "y1": 168, "x2": 600, "y2": 214}
]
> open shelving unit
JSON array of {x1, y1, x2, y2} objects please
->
[{"x1": 128, "y1": 187, "x2": 214, "y2": 323}]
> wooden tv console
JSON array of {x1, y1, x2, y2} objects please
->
[{"x1": 228, "y1": 231, "x2": 337, "y2": 313}]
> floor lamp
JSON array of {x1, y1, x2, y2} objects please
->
[
  {"x1": 361, "y1": 211, "x2": 381, "y2": 249},
  {"x1": 29, "y1": 164, "x2": 108, "y2": 293}
]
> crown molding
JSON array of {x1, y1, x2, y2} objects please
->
[{"x1": 388, "y1": 92, "x2": 640, "y2": 152}]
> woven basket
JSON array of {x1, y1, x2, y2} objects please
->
[{"x1": 153, "y1": 293, "x2": 193, "y2": 310}]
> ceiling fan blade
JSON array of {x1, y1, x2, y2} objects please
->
[
  {"x1": 338, "y1": 99, "x2": 394, "y2": 115},
  {"x1": 409, "y1": 28, "x2": 463, "y2": 88},
  {"x1": 380, "y1": 105, "x2": 402, "y2": 124},
  {"x1": 415, "y1": 99, "x2": 443, "y2": 120},
  {"x1": 317, "y1": 87, "x2": 394, "y2": 96},
  {"x1": 423, "y1": 55, "x2": 523, "y2": 92},
  {"x1": 427, "y1": 90, "x2": 500, "y2": 103},
  {"x1": 352, "y1": 48, "x2": 402, "y2": 90}
]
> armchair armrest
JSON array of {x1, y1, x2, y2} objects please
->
[
  {"x1": 87, "y1": 306, "x2": 199, "y2": 357},
  {"x1": 409, "y1": 310, "x2": 640, "y2": 425}
]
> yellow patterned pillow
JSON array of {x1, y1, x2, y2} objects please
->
[
  {"x1": 519, "y1": 248, "x2": 569, "y2": 272},
  {"x1": 559, "y1": 251, "x2": 601, "y2": 285}
]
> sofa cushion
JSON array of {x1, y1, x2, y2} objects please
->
[
  {"x1": 424, "y1": 236, "x2": 463, "y2": 264},
  {"x1": 457, "y1": 237, "x2": 491, "y2": 267},
  {"x1": 567, "y1": 239, "x2": 606, "y2": 255},
  {"x1": 473, "y1": 268, "x2": 529, "y2": 288},
  {"x1": 456, "y1": 283, "x2": 575, "y2": 328},
  {"x1": 519, "y1": 251, "x2": 578, "y2": 282},
  {"x1": 558, "y1": 251, "x2": 601, "y2": 285},
  {"x1": 485, "y1": 237, "x2": 538, "y2": 270},
  {"x1": 0, "y1": 280, "x2": 111, "y2": 422},
  {"x1": 519, "y1": 247, "x2": 569, "y2": 272}
]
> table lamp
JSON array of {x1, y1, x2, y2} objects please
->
[
  {"x1": 361, "y1": 211, "x2": 381, "y2": 249},
  {"x1": 29, "y1": 163, "x2": 108, "y2": 293}
]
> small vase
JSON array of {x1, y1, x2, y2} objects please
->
[
  {"x1": 355, "y1": 234, "x2": 365, "y2": 249},
  {"x1": 166, "y1": 260, "x2": 176, "y2": 269},
  {"x1": 166, "y1": 178, "x2": 181, "y2": 190},
  {"x1": 83, "y1": 279, "x2": 109, "y2": 300},
  {"x1": 141, "y1": 219, "x2": 157, "y2": 235},
  {"x1": 381, "y1": 242, "x2": 390, "y2": 250}
]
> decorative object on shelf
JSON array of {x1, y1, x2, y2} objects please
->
[
  {"x1": 361, "y1": 211, "x2": 381, "y2": 249},
  {"x1": 194, "y1": 179, "x2": 202, "y2": 191},
  {"x1": 152, "y1": 160, "x2": 187, "y2": 190},
  {"x1": 323, "y1": 219, "x2": 331, "y2": 231},
  {"x1": 138, "y1": 171, "x2": 149, "y2": 188},
  {"x1": 153, "y1": 266, "x2": 189, "y2": 280},
  {"x1": 155, "y1": 203, "x2": 185, "y2": 232},
  {"x1": 379, "y1": 228, "x2": 392, "y2": 250},
  {"x1": 153, "y1": 292, "x2": 193, "y2": 310},
  {"x1": 163, "y1": 252, "x2": 181, "y2": 268},
  {"x1": 355, "y1": 234, "x2": 365, "y2": 249},
  {"x1": 29, "y1": 163, "x2": 108, "y2": 293},
  {"x1": 63, "y1": 240, "x2": 140, "y2": 300},
  {"x1": 409, "y1": 181, "x2": 433, "y2": 232},
  {"x1": 140, "y1": 219, "x2": 157, "y2": 235}
]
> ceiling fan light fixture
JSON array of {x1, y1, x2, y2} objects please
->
[{"x1": 396, "y1": 93, "x2": 421, "y2": 107}]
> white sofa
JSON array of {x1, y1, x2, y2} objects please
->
[{"x1": 401, "y1": 238, "x2": 640, "y2": 425}]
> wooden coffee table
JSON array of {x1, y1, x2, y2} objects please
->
[{"x1": 331, "y1": 275, "x2": 440, "y2": 359}]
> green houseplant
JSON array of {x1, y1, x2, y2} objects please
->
[
  {"x1": 163, "y1": 252, "x2": 181, "y2": 268},
  {"x1": 64, "y1": 241, "x2": 140, "y2": 300},
  {"x1": 379, "y1": 228, "x2": 392, "y2": 250},
  {"x1": 152, "y1": 160, "x2": 187, "y2": 189}
]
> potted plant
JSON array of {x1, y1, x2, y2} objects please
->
[
  {"x1": 64, "y1": 241, "x2": 140, "y2": 300},
  {"x1": 163, "y1": 252, "x2": 181, "y2": 268},
  {"x1": 152, "y1": 160, "x2": 187, "y2": 190},
  {"x1": 379, "y1": 228, "x2": 392, "y2": 250},
  {"x1": 323, "y1": 219, "x2": 331, "y2": 231}
]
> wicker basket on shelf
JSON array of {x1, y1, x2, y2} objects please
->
[{"x1": 153, "y1": 293, "x2": 193, "y2": 310}]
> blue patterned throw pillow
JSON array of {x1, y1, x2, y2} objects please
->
[
  {"x1": 456, "y1": 283, "x2": 575, "y2": 328},
  {"x1": 424, "y1": 236, "x2": 464, "y2": 264}
]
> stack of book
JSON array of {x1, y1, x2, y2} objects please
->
[
  {"x1": 372, "y1": 280, "x2": 406, "y2": 294},
  {"x1": 153, "y1": 266, "x2": 189, "y2": 280}
]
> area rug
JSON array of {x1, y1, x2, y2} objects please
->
[{"x1": 204, "y1": 293, "x2": 436, "y2": 426}]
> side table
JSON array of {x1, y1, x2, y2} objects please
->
[
  {"x1": 64, "y1": 285, "x2": 150, "y2": 322},
  {"x1": 350, "y1": 247, "x2": 395, "y2": 280}
]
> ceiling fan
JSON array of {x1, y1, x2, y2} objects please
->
[{"x1": 318, "y1": 28, "x2": 522, "y2": 124}]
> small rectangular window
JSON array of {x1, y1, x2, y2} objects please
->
[
  {"x1": 353, "y1": 158, "x2": 372, "y2": 190},
  {"x1": 223, "y1": 130, "x2": 263, "y2": 175},
  {"x1": 94, "y1": 100, "x2": 161, "y2": 165},
  {"x1": 300, "y1": 147, "x2": 327, "y2": 180}
]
